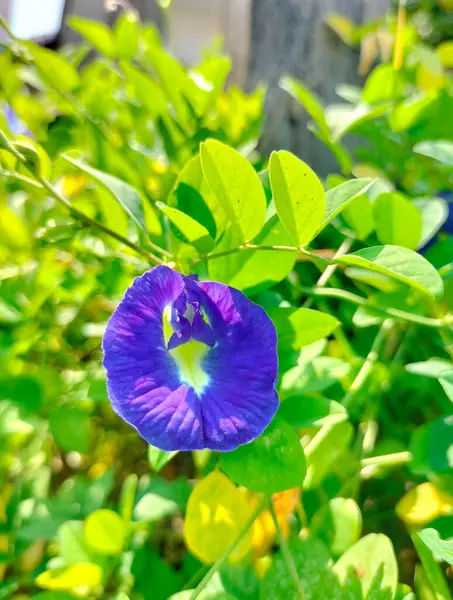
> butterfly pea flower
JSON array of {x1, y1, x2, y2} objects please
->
[{"x1": 102, "y1": 266, "x2": 279, "y2": 452}]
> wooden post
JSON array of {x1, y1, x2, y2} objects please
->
[{"x1": 247, "y1": 0, "x2": 390, "y2": 175}]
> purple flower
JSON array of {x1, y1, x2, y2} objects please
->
[{"x1": 102, "y1": 266, "x2": 279, "y2": 452}]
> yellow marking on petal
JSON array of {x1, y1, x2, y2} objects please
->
[{"x1": 163, "y1": 306, "x2": 210, "y2": 393}]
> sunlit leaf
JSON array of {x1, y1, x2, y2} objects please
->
[
  {"x1": 414, "y1": 140, "x2": 453, "y2": 166},
  {"x1": 311, "y1": 498, "x2": 362, "y2": 556},
  {"x1": 68, "y1": 16, "x2": 116, "y2": 58},
  {"x1": 280, "y1": 76, "x2": 330, "y2": 137},
  {"x1": 84, "y1": 509, "x2": 125, "y2": 555},
  {"x1": 35, "y1": 563, "x2": 103, "y2": 591},
  {"x1": 269, "y1": 150, "x2": 325, "y2": 246},
  {"x1": 372, "y1": 193, "x2": 422, "y2": 250},
  {"x1": 158, "y1": 202, "x2": 214, "y2": 253},
  {"x1": 270, "y1": 307, "x2": 339, "y2": 350},
  {"x1": 25, "y1": 43, "x2": 80, "y2": 91},
  {"x1": 333, "y1": 534, "x2": 398, "y2": 598},
  {"x1": 336, "y1": 245, "x2": 444, "y2": 299},
  {"x1": 184, "y1": 471, "x2": 253, "y2": 564},
  {"x1": 200, "y1": 140, "x2": 266, "y2": 243},
  {"x1": 114, "y1": 12, "x2": 139, "y2": 60},
  {"x1": 396, "y1": 483, "x2": 452, "y2": 526},
  {"x1": 418, "y1": 528, "x2": 453, "y2": 565},
  {"x1": 321, "y1": 178, "x2": 374, "y2": 231}
]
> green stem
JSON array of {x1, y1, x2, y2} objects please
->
[
  {"x1": 188, "y1": 496, "x2": 268, "y2": 600},
  {"x1": 1, "y1": 132, "x2": 164, "y2": 266},
  {"x1": 342, "y1": 320, "x2": 393, "y2": 410},
  {"x1": 203, "y1": 243, "x2": 298, "y2": 262},
  {"x1": 269, "y1": 502, "x2": 304, "y2": 600},
  {"x1": 300, "y1": 286, "x2": 448, "y2": 329},
  {"x1": 360, "y1": 451, "x2": 412, "y2": 469}
]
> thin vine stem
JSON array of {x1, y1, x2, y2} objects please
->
[
  {"x1": 299, "y1": 286, "x2": 450, "y2": 329},
  {"x1": 343, "y1": 319, "x2": 394, "y2": 410},
  {"x1": 188, "y1": 495, "x2": 268, "y2": 600},
  {"x1": 269, "y1": 502, "x2": 304, "y2": 600}
]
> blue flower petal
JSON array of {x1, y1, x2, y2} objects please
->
[{"x1": 102, "y1": 266, "x2": 279, "y2": 451}]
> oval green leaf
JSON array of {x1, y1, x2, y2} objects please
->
[
  {"x1": 270, "y1": 307, "x2": 339, "y2": 350},
  {"x1": 220, "y1": 416, "x2": 306, "y2": 494},
  {"x1": 311, "y1": 498, "x2": 362, "y2": 557},
  {"x1": 279, "y1": 395, "x2": 347, "y2": 429},
  {"x1": 84, "y1": 509, "x2": 125, "y2": 555},
  {"x1": 321, "y1": 178, "x2": 375, "y2": 231},
  {"x1": 335, "y1": 245, "x2": 444, "y2": 299},
  {"x1": 157, "y1": 202, "x2": 214, "y2": 253},
  {"x1": 200, "y1": 140, "x2": 266, "y2": 243},
  {"x1": 372, "y1": 193, "x2": 423, "y2": 250},
  {"x1": 68, "y1": 16, "x2": 116, "y2": 58},
  {"x1": 333, "y1": 534, "x2": 398, "y2": 598},
  {"x1": 414, "y1": 140, "x2": 453, "y2": 166},
  {"x1": 269, "y1": 150, "x2": 325, "y2": 246}
]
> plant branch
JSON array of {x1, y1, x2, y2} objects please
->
[
  {"x1": 343, "y1": 319, "x2": 394, "y2": 410},
  {"x1": 269, "y1": 502, "x2": 304, "y2": 600},
  {"x1": 188, "y1": 496, "x2": 268, "y2": 600},
  {"x1": 1, "y1": 132, "x2": 164, "y2": 265},
  {"x1": 299, "y1": 286, "x2": 449, "y2": 329}
]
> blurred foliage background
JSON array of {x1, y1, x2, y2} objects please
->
[{"x1": 0, "y1": 1, "x2": 453, "y2": 599}]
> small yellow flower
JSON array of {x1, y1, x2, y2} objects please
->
[{"x1": 396, "y1": 482, "x2": 453, "y2": 526}]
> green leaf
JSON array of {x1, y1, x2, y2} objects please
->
[
  {"x1": 341, "y1": 195, "x2": 374, "y2": 240},
  {"x1": 220, "y1": 415, "x2": 306, "y2": 494},
  {"x1": 58, "y1": 521, "x2": 93, "y2": 565},
  {"x1": 157, "y1": 202, "x2": 214, "y2": 253},
  {"x1": 68, "y1": 16, "x2": 116, "y2": 58},
  {"x1": 413, "y1": 197, "x2": 449, "y2": 248},
  {"x1": 270, "y1": 307, "x2": 339, "y2": 350},
  {"x1": 168, "y1": 154, "x2": 224, "y2": 239},
  {"x1": 439, "y1": 371, "x2": 453, "y2": 403},
  {"x1": 406, "y1": 358, "x2": 453, "y2": 378},
  {"x1": 412, "y1": 531, "x2": 452, "y2": 600},
  {"x1": 333, "y1": 534, "x2": 398, "y2": 598},
  {"x1": 335, "y1": 245, "x2": 444, "y2": 299},
  {"x1": 410, "y1": 416, "x2": 453, "y2": 475},
  {"x1": 372, "y1": 193, "x2": 423, "y2": 250},
  {"x1": 84, "y1": 509, "x2": 125, "y2": 555},
  {"x1": 208, "y1": 216, "x2": 296, "y2": 293},
  {"x1": 25, "y1": 43, "x2": 80, "y2": 92},
  {"x1": 304, "y1": 421, "x2": 353, "y2": 489},
  {"x1": 146, "y1": 45, "x2": 200, "y2": 125},
  {"x1": 200, "y1": 140, "x2": 266, "y2": 243},
  {"x1": 114, "y1": 12, "x2": 139, "y2": 60},
  {"x1": 390, "y1": 92, "x2": 437, "y2": 132},
  {"x1": 311, "y1": 498, "x2": 362, "y2": 557},
  {"x1": 362, "y1": 64, "x2": 404, "y2": 104},
  {"x1": 280, "y1": 76, "x2": 330, "y2": 137},
  {"x1": 321, "y1": 178, "x2": 374, "y2": 231},
  {"x1": 269, "y1": 150, "x2": 325, "y2": 246},
  {"x1": 261, "y1": 536, "x2": 343, "y2": 599},
  {"x1": 148, "y1": 445, "x2": 178, "y2": 473},
  {"x1": 35, "y1": 563, "x2": 103, "y2": 591},
  {"x1": 279, "y1": 395, "x2": 347, "y2": 428},
  {"x1": 414, "y1": 140, "x2": 453, "y2": 166},
  {"x1": 62, "y1": 155, "x2": 147, "y2": 235},
  {"x1": 49, "y1": 406, "x2": 92, "y2": 453},
  {"x1": 418, "y1": 529, "x2": 453, "y2": 565},
  {"x1": 121, "y1": 62, "x2": 169, "y2": 119}
]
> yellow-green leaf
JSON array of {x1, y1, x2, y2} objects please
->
[
  {"x1": 372, "y1": 192, "x2": 422, "y2": 250},
  {"x1": 35, "y1": 562, "x2": 103, "y2": 591},
  {"x1": 200, "y1": 140, "x2": 266, "y2": 243},
  {"x1": 269, "y1": 150, "x2": 325, "y2": 246},
  {"x1": 84, "y1": 509, "x2": 125, "y2": 555},
  {"x1": 184, "y1": 471, "x2": 253, "y2": 564}
]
